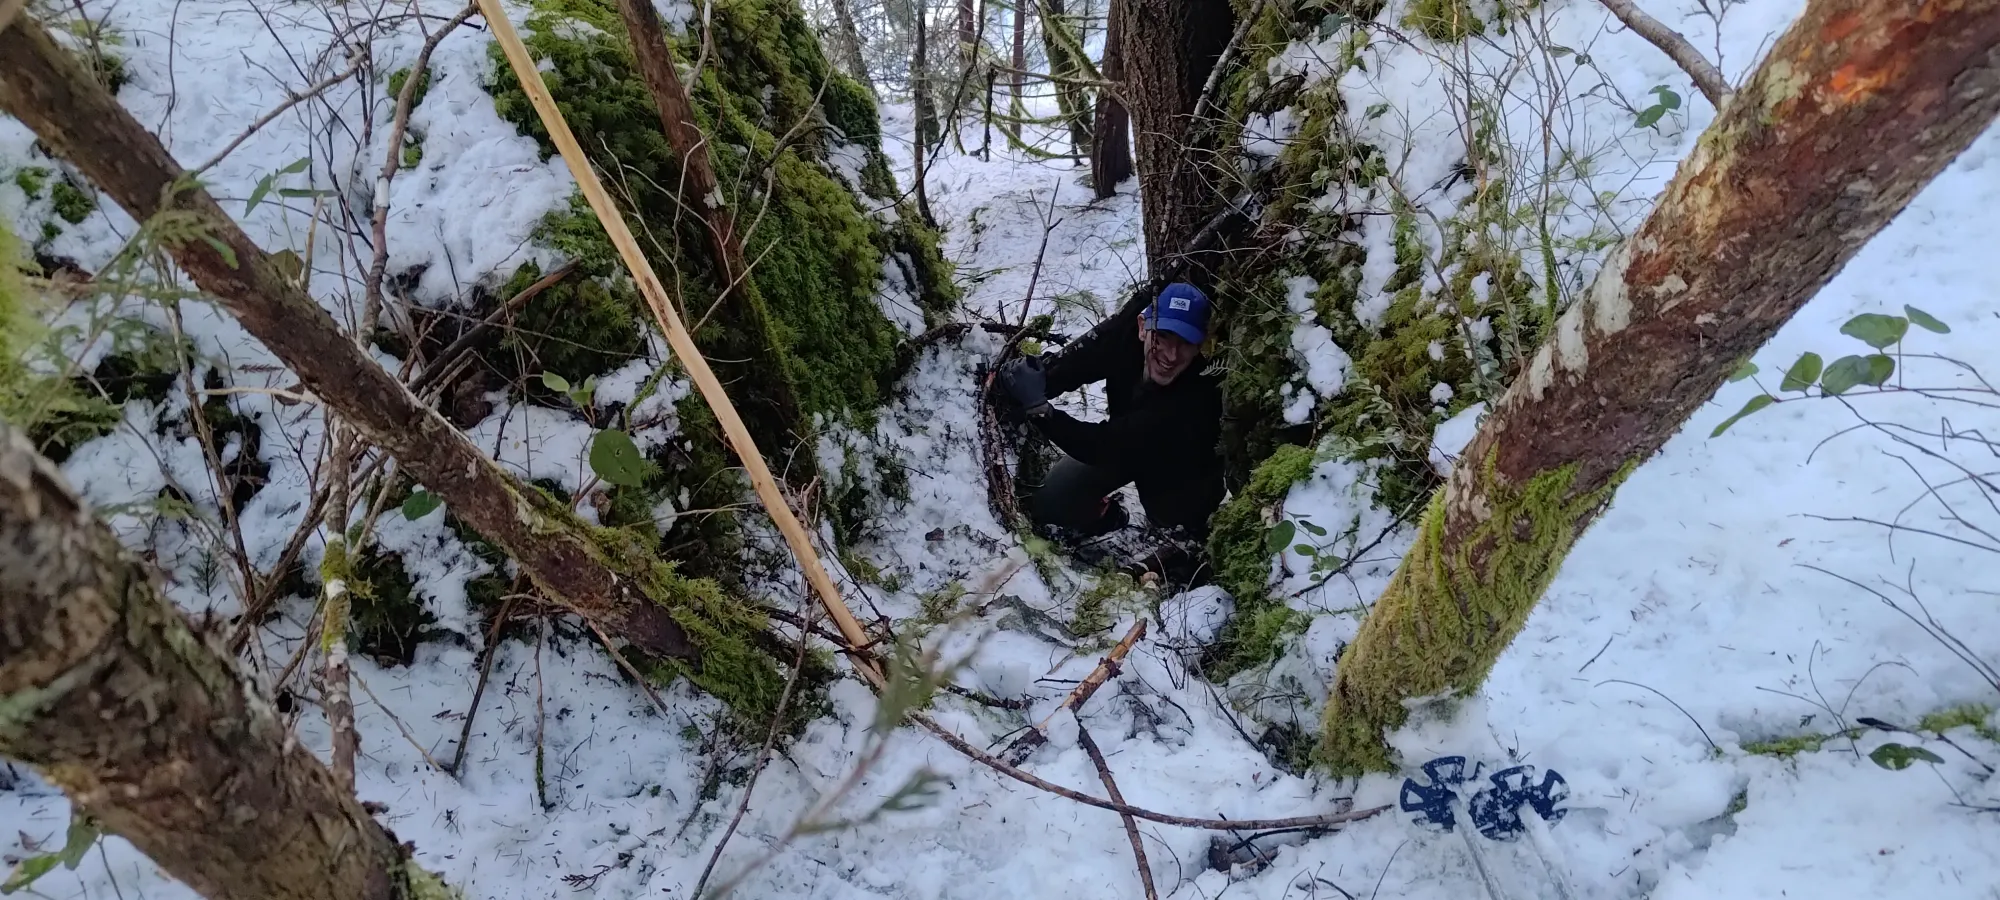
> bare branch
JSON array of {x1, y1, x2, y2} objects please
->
[{"x1": 1594, "y1": 0, "x2": 1732, "y2": 106}]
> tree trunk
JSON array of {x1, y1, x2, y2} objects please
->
[
  {"x1": 959, "y1": 0, "x2": 977, "y2": 48},
  {"x1": 912, "y1": 0, "x2": 939, "y2": 226},
  {"x1": 1115, "y1": 0, "x2": 1233, "y2": 279},
  {"x1": 612, "y1": 0, "x2": 810, "y2": 468},
  {"x1": 1011, "y1": 0, "x2": 1027, "y2": 100},
  {"x1": 1039, "y1": 0, "x2": 1095, "y2": 158},
  {"x1": 0, "y1": 422, "x2": 453, "y2": 900},
  {"x1": 0, "y1": 15, "x2": 779, "y2": 703},
  {"x1": 1089, "y1": 0, "x2": 1131, "y2": 196},
  {"x1": 828, "y1": 0, "x2": 874, "y2": 92},
  {"x1": 1317, "y1": 0, "x2": 2000, "y2": 775}
]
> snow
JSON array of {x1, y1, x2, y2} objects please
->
[{"x1": 7, "y1": 1, "x2": 2000, "y2": 900}]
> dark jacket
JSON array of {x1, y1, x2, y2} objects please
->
[{"x1": 1032, "y1": 311, "x2": 1226, "y2": 533}]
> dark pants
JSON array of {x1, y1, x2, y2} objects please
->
[{"x1": 1028, "y1": 455, "x2": 1138, "y2": 539}]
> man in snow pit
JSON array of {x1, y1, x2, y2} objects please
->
[{"x1": 993, "y1": 281, "x2": 1224, "y2": 574}]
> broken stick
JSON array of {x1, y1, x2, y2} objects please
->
[{"x1": 1000, "y1": 618, "x2": 1147, "y2": 765}]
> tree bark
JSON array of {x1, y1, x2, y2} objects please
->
[
  {"x1": 612, "y1": 0, "x2": 809, "y2": 464},
  {"x1": 0, "y1": 15, "x2": 758, "y2": 674},
  {"x1": 1114, "y1": 0, "x2": 1233, "y2": 280},
  {"x1": 1317, "y1": 0, "x2": 2000, "y2": 775},
  {"x1": 0, "y1": 422, "x2": 453, "y2": 900},
  {"x1": 1090, "y1": 0, "x2": 1132, "y2": 197},
  {"x1": 828, "y1": 0, "x2": 874, "y2": 92},
  {"x1": 913, "y1": 1, "x2": 939, "y2": 226},
  {"x1": 959, "y1": 0, "x2": 977, "y2": 48}
]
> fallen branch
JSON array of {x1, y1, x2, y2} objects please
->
[
  {"x1": 1078, "y1": 725, "x2": 1159, "y2": 900},
  {"x1": 1593, "y1": 0, "x2": 1731, "y2": 106},
  {"x1": 450, "y1": 594, "x2": 520, "y2": 775},
  {"x1": 915, "y1": 713, "x2": 1390, "y2": 832},
  {"x1": 1001, "y1": 618, "x2": 1147, "y2": 765}
]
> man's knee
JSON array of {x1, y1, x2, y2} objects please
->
[{"x1": 1029, "y1": 457, "x2": 1123, "y2": 531}]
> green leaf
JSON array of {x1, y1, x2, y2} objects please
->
[
  {"x1": 589, "y1": 428, "x2": 650, "y2": 488},
  {"x1": 1265, "y1": 520, "x2": 1297, "y2": 556},
  {"x1": 199, "y1": 234, "x2": 238, "y2": 269},
  {"x1": 540, "y1": 371, "x2": 571, "y2": 393},
  {"x1": 1298, "y1": 518, "x2": 1328, "y2": 536},
  {"x1": 2, "y1": 854, "x2": 59, "y2": 894},
  {"x1": 1728, "y1": 360, "x2": 1759, "y2": 382},
  {"x1": 244, "y1": 174, "x2": 276, "y2": 215},
  {"x1": 1869, "y1": 742, "x2": 1945, "y2": 771},
  {"x1": 1364, "y1": 101, "x2": 1390, "y2": 120},
  {"x1": 1317, "y1": 11, "x2": 1351, "y2": 38},
  {"x1": 1904, "y1": 304, "x2": 1950, "y2": 334},
  {"x1": 276, "y1": 187, "x2": 332, "y2": 198},
  {"x1": 1780, "y1": 352, "x2": 1823, "y2": 392},
  {"x1": 1840, "y1": 313, "x2": 1909, "y2": 349},
  {"x1": 1710, "y1": 394, "x2": 1775, "y2": 437},
  {"x1": 57, "y1": 819, "x2": 96, "y2": 870},
  {"x1": 1549, "y1": 45, "x2": 1574, "y2": 57},
  {"x1": 401, "y1": 489, "x2": 442, "y2": 520},
  {"x1": 1862, "y1": 353, "x2": 1896, "y2": 387},
  {"x1": 1652, "y1": 85, "x2": 1681, "y2": 109},
  {"x1": 1820, "y1": 355, "x2": 1870, "y2": 395},
  {"x1": 1635, "y1": 105, "x2": 1668, "y2": 129},
  {"x1": 278, "y1": 156, "x2": 312, "y2": 175},
  {"x1": 1294, "y1": 543, "x2": 1317, "y2": 557}
]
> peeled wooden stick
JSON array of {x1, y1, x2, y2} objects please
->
[
  {"x1": 475, "y1": 0, "x2": 876, "y2": 670},
  {"x1": 1078, "y1": 725, "x2": 1159, "y2": 900},
  {"x1": 1001, "y1": 618, "x2": 1147, "y2": 765}
]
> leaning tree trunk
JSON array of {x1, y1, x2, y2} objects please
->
[
  {"x1": 0, "y1": 15, "x2": 781, "y2": 709},
  {"x1": 613, "y1": 0, "x2": 811, "y2": 473},
  {"x1": 0, "y1": 422, "x2": 454, "y2": 900},
  {"x1": 1115, "y1": 0, "x2": 1233, "y2": 279},
  {"x1": 1089, "y1": 0, "x2": 1132, "y2": 197},
  {"x1": 828, "y1": 0, "x2": 873, "y2": 92},
  {"x1": 1317, "y1": 0, "x2": 2000, "y2": 775}
]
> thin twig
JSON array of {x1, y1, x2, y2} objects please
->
[
  {"x1": 914, "y1": 714, "x2": 1389, "y2": 832},
  {"x1": 1001, "y1": 619, "x2": 1147, "y2": 765},
  {"x1": 352, "y1": 669, "x2": 450, "y2": 773},
  {"x1": 450, "y1": 594, "x2": 520, "y2": 775},
  {"x1": 1077, "y1": 724, "x2": 1158, "y2": 900},
  {"x1": 691, "y1": 594, "x2": 816, "y2": 900},
  {"x1": 1594, "y1": 678, "x2": 1719, "y2": 751},
  {"x1": 192, "y1": 52, "x2": 369, "y2": 175},
  {"x1": 407, "y1": 259, "x2": 579, "y2": 393}
]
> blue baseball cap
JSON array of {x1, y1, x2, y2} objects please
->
[{"x1": 1143, "y1": 282, "x2": 1212, "y2": 344}]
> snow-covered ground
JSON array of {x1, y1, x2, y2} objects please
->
[{"x1": 5, "y1": 0, "x2": 1999, "y2": 898}]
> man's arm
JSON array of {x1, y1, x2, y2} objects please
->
[
  {"x1": 1031, "y1": 384, "x2": 1220, "y2": 469},
  {"x1": 1040, "y1": 312, "x2": 1134, "y2": 399}
]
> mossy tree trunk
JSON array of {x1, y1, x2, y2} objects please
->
[
  {"x1": 1116, "y1": 0, "x2": 1232, "y2": 279},
  {"x1": 613, "y1": 0, "x2": 811, "y2": 474},
  {"x1": 0, "y1": 15, "x2": 781, "y2": 709},
  {"x1": 0, "y1": 423, "x2": 455, "y2": 900},
  {"x1": 1090, "y1": 0, "x2": 1132, "y2": 198},
  {"x1": 1038, "y1": 0, "x2": 1094, "y2": 157},
  {"x1": 1010, "y1": 0, "x2": 1028, "y2": 101},
  {"x1": 1317, "y1": 0, "x2": 2000, "y2": 775}
]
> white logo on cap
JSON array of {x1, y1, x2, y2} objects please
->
[{"x1": 1169, "y1": 297, "x2": 1192, "y2": 311}]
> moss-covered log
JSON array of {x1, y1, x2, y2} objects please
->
[
  {"x1": 0, "y1": 14, "x2": 784, "y2": 718},
  {"x1": 0, "y1": 422, "x2": 456, "y2": 900},
  {"x1": 1318, "y1": 0, "x2": 2000, "y2": 774}
]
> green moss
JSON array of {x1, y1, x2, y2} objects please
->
[
  {"x1": 1209, "y1": 605, "x2": 1311, "y2": 680},
  {"x1": 494, "y1": 256, "x2": 646, "y2": 388},
  {"x1": 13, "y1": 167, "x2": 49, "y2": 200},
  {"x1": 401, "y1": 137, "x2": 424, "y2": 169},
  {"x1": 1316, "y1": 451, "x2": 1641, "y2": 775},
  {"x1": 1071, "y1": 573, "x2": 1142, "y2": 637},
  {"x1": 1403, "y1": 0, "x2": 1485, "y2": 42},
  {"x1": 1919, "y1": 704, "x2": 2000, "y2": 743},
  {"x1": 50, "y1": 178, "x2": 95, "y2": 224},
  {"x1": 1724, "y1": 789, "x2": 1748, "y2": 817},
  {"x1": 1208, "y1": 444, "x2": 1317, "y2": 603},
  {"x1": 822, "y1": 71, "x2": 880, "y2": 150},
  {"x1": 1742, "y1": 732, "x2": 1841, "y2": 758},
  {"x1": 387, "y1": 66, "x2": 433, "y2": 108},
  {"x1": 343, "y1": 546, "x2": 445, "y2": 666},
  {"x1": 919, "y1": 581, "x2": 967, "y2": 623}
]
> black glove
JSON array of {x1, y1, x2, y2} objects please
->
[{"x1": 999, "y1": 355, "x2": 1049, "y2": 413}]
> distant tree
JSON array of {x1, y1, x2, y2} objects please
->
[{"x1": 1089, "y1": 0, "x2": 1132, "y2": 197}]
